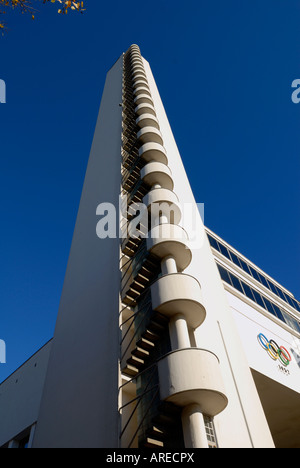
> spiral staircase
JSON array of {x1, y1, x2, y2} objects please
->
[{"x1": 119, "y1": 45, "x2": 228, "y2": 449}]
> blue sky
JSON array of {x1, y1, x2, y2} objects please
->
[{"x1": 0, "y1": 0, "x2": 299, "y2": 382}]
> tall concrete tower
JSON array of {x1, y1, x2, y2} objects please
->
[{"x1": 32, "y1": 45, "x2": 275, "y2": 448}]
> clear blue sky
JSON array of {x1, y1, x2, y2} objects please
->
[{"x1": 0, "y1": 0, "x2": 299, "y2": 382}]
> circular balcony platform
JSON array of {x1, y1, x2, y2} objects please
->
[
  {"x1": 151, "y1": 273, "x2": 206, "y2": 328},
  {"x1": 140, "y1": 161, "x2": 173, "y2": 189},
  {"x1": 136, "y1": 114, "x2": 160, "y2": 129},
  {"x1": 133, "y1": 86, "x2": 152, "y2": 97},
  {"x1": 135, "y1": 103, "x2": 156, "y2": 117},
  {"x1": 137, "y1": 127, "x2": 164, "y2": 145},
  {"x1": 147, "y1": 224, "x2": 191, "y2": 271},
  {"x1": 134, "y1": 94, "x2": 153, "y2": 107},
  {"x1": 132, "y1": 69, "x2": 147, "y2": 80},
  {"x1": 158, "y1": 348, "x2": 228, "y2": 416},
  {"x1": 139, "y1": 142, "x2": 167, "y2": 163},
  {"x1": 143, "y1": 188, "x2": 181, "y2": 224},
  {"x1": 132, "y1": 64, "x2": 145, "y2": 75}
]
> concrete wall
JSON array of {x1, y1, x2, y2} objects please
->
[
  {"x1": 33, "y1": 56, "x2": 124, "y2": 448},
  {"x1": 0, "y1": 341, "x2": 51, "y2": 447}
]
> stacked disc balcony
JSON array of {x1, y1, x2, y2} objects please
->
[
  {"x1": 130, "y1": 47, "x2": 228, "y2": 448},
  {"x1": 120, "y1": 47, "x2": 169, "y2": 384},
  {"x1": 121, "y1": 49, "x2": 159, "y2": 309},
  {"x1": 121, "y1": 45, "x2": 228, "y2": 449}
]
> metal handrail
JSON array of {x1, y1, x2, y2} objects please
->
[{"x1": 120, "y1": 302, "x2": 152, "y2": 362}]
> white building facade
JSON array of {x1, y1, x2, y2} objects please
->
[{"x1": 0, "y1": 45, "x2": 299, "y2": 449}]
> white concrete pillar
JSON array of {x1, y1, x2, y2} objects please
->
[
  {"x1": 169, "y1": 314, "x2": 191, "y2": 350},
  {"x1": 161, "y1": 255, "x2": 177, "y2": 275},
  {"x1": 159, "y1": 214, "x2": 169, "y2": 225},
  {"x1": 181, "y1": 404, "x2": 209, "y2": 449}
]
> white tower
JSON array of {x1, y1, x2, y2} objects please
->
[{"x1": 32, "y1": 45, "x2": 275, "y2": 448}]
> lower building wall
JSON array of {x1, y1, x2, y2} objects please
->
[
  {"x1": 227, "y1": 290, "x2": 300, "y2": 448},
  {"x1": 0, "y1": 341, "x2": 51, "y2": 447},
  {"x1": 228, "y1": 291, "x2": 300, "y2": 393}
]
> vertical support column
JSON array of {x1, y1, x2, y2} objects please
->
[
  {"x1": 161, "y1": 256, "x2": 177, "y2": 275},
  {"x1": 169, "y1": 314, "x2": 191, "y2": 349},
  {"x1": 181, "y1": 404, "x2": 209, "y2": 449}
]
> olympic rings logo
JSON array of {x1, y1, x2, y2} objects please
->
[{"x1": 257, "y1": 334, "x2": 292, "y2": 367}]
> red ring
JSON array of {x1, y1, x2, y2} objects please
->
[{"x1": 280, "y1": 346, "x2": 292, "y2": 363}]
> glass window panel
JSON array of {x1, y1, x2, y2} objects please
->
[
  {"x1": 267, "y1": 280, "x2": 278, "y2": 296},
  {"x1": 229, "y1": 251, "x2": 242, "y2": 268},
  {"x1": 228, "y1": 272, "x2": 244, "y2": 293},
  {"x1": 207, "y1": 234, "x2": 219, "y2": 252},
  {"x1": 272, "y1": 304, "x2": 285, "y2": 322},
  {"x1": 239, "y1": 258, "x2": 251, "y2": 275},
  {"x1": 218, "y1": 243, "x2": 231, "y2": 260},
  {"x1": 258, "y1": 273, "x2": 270, "y2": 289},
  {"x1": 241, "y1": 281, "x2": 255, "y2": 302},
  {"x1": 274, "y1": 286, "x2": 287, "y2": 302},
  {"x1": 248, "y1": 266, "x2": 261, "y2": 283},
  {"x1": 291, "y1": 298, "x2": 300, "y2": 313},
  {"x1": 283, "y1": 292, "x2": 296, "y2": 308},
  {"x1": 252, "y1": 289, "x2": 266, "y2": 309},
  {"x1": 281, "y1": 310, "x2": 300, "y2": 334},
  {"x1": 217, "y1": 264, "x2": 231, "y2": 284},
  {"x1": 262, "y1": 297, "x2": 276, "y2": 316}
]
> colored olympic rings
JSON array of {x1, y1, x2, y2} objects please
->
[{"x1": 257, "y1": 333, "x2": 292, "y2": 367}]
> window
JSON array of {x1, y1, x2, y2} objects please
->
[
  {"x1": 208, "y1": 234, "x2": 300, "y2": 314},
  {"x1": 251, "y1": 289, "x2": 266, "y2": 309},
  {"x1": 207, "y1": 234, "x2": 219, "y2": 252},
  {"x1": 217, "y1": 264, "x2": 231, "y2": 284},
  {"x1": 228, "y1": 272, "x2": 244, "y2": 293},
  {"x1": 204, "y1": 417, "x2": 218, "y2": 448},
  {"x1": 239, "y1": 258, "x2": 251, "y2": 276},
  {"x1": 272, "y1": 304, "x2": 285, "y2": 322},
  {"x1": 258, "y1": 272, "x2": 270, "y2": 290},
  {"x1": 262, "y1": 297, "x2": 276, "y2": 317},
  {"x1": 241, "y1": 281, "x2": 255, "y2": 302},
  {"x1": 218, "y1": 243, "x2": 231, "y2": 261},
  {"x1": 217, "y1": 262, "x2": 300, "y2": 334},
  {"x1": 283, "y1": 292, "x2": 297, "y2": 309},
  {"x1": 248, "y1": 265, "x2": 261, "y2": 283},
  {"x1": 228, "y1": 251, "x2": 242, "y2": 268},
  {"x1": 274, "y1": 285, "x2": 286, "y2": 302},
  {"x1": 267, "y1": 280, "x2": 278, "y2": 296},
  {"x1": 291, "y1": 298, "x2": 300, "y2": 313},
  {"x1": 281, "y1": 311, "x2": 300, "y2": 334}
]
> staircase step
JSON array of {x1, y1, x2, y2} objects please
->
[
  {"x1": 127, "y1": 355, "x2": 145, "y2": 368},
  {"x1": 131, "y1": 346, "x2": 150, "y2": 359},
  {"x1": 136, "y1": 337, "x2": 155, "y2": 350},
  {"x1": 143, "y1": 437, "x2": 164, "y2": 448},
  {"x1": 122, "y1": 363, "x2": 139, "y2": 377},
  {"x1": 146, "y1": 426, "x2": 167, "y2": 442},
  {"x1": 143, "y1": 329, "x2": 160, "y2": 342},
  {"x1": 147, "y1": 319, "x2": 166, "y2": 333}
]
